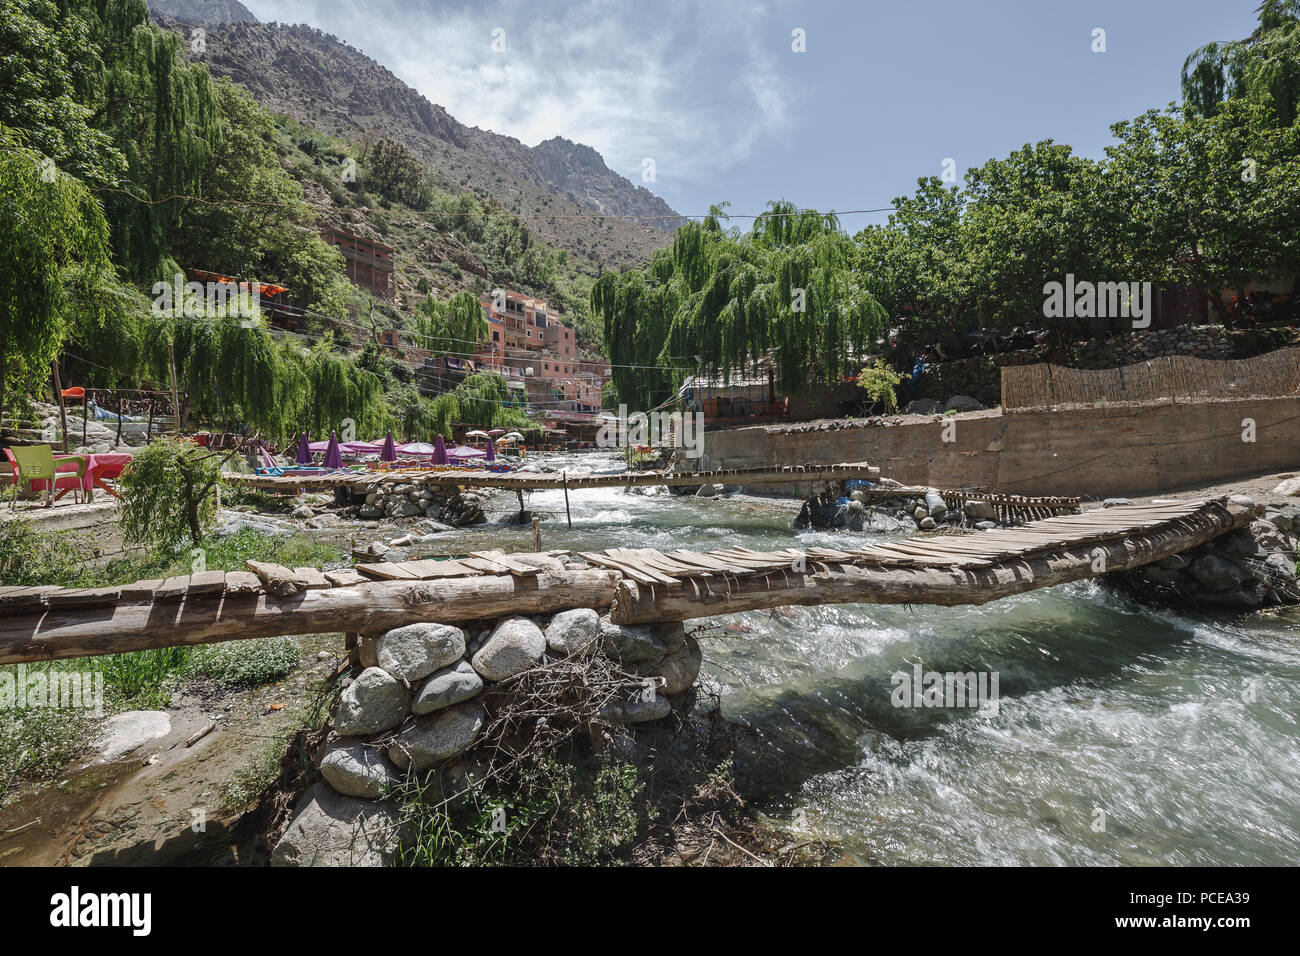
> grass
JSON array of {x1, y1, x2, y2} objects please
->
[
  {"x1": 0, "y1": 523, "x2": 340, "y2": 792},
  {"x1": 397, "y1": 754, "x2": 646, "y2": 867},
  {"x1": 185, "y1": 638, "x2": 300, "y2": 687},
  {"x1": 0, "y1": 520, "x2": 345, "y2": 591},
  {"x1": 0, "y1": 636, "x2": 306, "y2": 795}
]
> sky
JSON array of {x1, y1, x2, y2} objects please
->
[{"x1": 245, "y1": 0, "x2": 1262, "y2": 229}]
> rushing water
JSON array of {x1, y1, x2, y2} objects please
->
[{"x1": 431, "y1": 451, "x2": 1300, "y2": 866}]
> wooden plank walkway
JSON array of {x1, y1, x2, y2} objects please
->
[
  {"x1": 220, "y1": 461, "x2": 882, "y2": 492},
  {"x1": 0, "y1": 498, "x2": 1257, "y2": 664}
]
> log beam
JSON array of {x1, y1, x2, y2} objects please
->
[
  {"x1": 0, "y1": 570, "x2": 620, "y2": 665},
  {"x1": 608, "y1": 499, "x2": 1256, "y2": 623}
]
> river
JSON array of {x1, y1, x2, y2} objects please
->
[{"x1": 423, "y1": 451, "x2": 1300, "y2": 866}]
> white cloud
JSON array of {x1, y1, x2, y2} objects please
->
[{"x1": 244, "y1": 0, "x2": 799, "y2": 201}]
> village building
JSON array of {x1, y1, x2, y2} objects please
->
[{"x1": 321, "y1": 225, "x2": 395, "y2": 298}]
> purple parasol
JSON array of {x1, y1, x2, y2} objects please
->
[
  {"x1": 323, "y1": 430, "x2": 343, "y2": 469},
  {"x1": 296, "y1": 432, "x2": 311, "y2": 464},
  {"x1": 485, "y1": 438, "x2": 496, "y2": 462},
  {"x1": 433, "y1": 435, "x2": 448, "y2": 465},
  {"x1": 381, "y1": 429, "x2": 397, "y2": 462}
]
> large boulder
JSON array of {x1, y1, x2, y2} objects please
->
[
  {"x1": 1263, "y1": 552, "x2": 1297, "y2": 581},
  {"x1": 375, "y1": 623, "x2": 466, "y2": 681},
  {"x1": 945, "y1": 394, "x2": 984, "y2": 412},
  {"x1": 333, "y1": 667, "x2": 409, "y2": 736},
  {"x1": 650, "y1": 621, "x2": 687, "y2": 654},
  {"x1": 1189, "y1": 554, "x2": 1248, "y2": 591},
  {"x1": 319, "y1": 740, "x2": 402, "y2": 799},
  {"x1": 1271, "y1": 476, "x2": 1300, "y2": 497},
  {"x1": 271, "y1": 783, "x2": 409, "y2": 867},
  {"x1": 1141, "y1": 566, "x2": 1184, "y2": 588},
  {"x1": 545, "y1": 608, "x2": 601, "y2": 657},
  {"x1": 412, "y1": 660, "x2": 484, "y2": 715},
  {"x1": 963, "y1": 500, "x2": 999, "y2": 521},
  {"x1": 903, "y1": 399, "x2": 943, "y2": 415},
  {"x1": 387, "y1": 702, "x2": 487, "y2": 771},
  {"x1": 471, "y1": 616, "x2": 546, "y2": 681},
  {"x1": 638, "y1": 634, "x2": 702, "y2": 695},
  {"x1": 599, "y1": 615, "x2": 671, "y2": 663}
]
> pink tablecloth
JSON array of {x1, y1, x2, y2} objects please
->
[{"x1": 35, "y1": 452, "x2": 134, "y2": 493}]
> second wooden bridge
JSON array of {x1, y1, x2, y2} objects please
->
[
  {"x1": 221, "y1": 460, "x2": 884, "y2": 492},
  {"x1": 0, "y1": 498, "x2": 1256, "y2": 665}
]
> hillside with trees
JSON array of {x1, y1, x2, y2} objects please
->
[{"x1": 0, "y1": 0, "x2": 608, "y2": 443}]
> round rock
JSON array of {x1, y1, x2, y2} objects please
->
[
  {"x1": 472, "y1": 616, "x2": 546, "y2": 681},
  {"x1": 320, "y1": 740, "x2": 402, "y2": 799},
  {"x1": 271, "y1": 782, "x2": 409, "y2": 867},
  {"x1": 412, "y1": 660, "x2": 484, "y2": 715},
  {"x1": 638, "y1": 634, "x2": 702, "y2": 695},
  {"x1": 599, "y1": 614, "x2": 670, "y2": 663},
  {"x1": 544, "y1": 608, "x2": 600, "y2": 657},
  {"x1": 375, "y1": 622, "x2": 466, "y2": 681},
  {"x1": 333, "y1": 667, "x2": 410, "y2": 736},
  {"x1": 387, "y1": 701, "x2": 487, "y2": 771}
]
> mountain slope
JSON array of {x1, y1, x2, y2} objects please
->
[{"x1": 147, "y1": 5, "x2": 681, "y2": 270}]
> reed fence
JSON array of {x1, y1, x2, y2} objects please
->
[{"x1": 1000, "y1": 347, "x2": 1300, "y2": 409}]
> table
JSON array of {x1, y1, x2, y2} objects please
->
[{"x1": 46, "y1": 452, "x2": 134, "y2": 502}]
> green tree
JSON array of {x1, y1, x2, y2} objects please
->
[
  {"x1": 415, "y1": 291, "x2": 488, "y2": 354},
  {"x1": 118, "y1": 436, "x2": 224, "y2": 548},
  {"x1": 0, "y1": 127, "x2": 113, "y2": 420},
  {"x1": 1107, "y1": 100, "x2": 1300, "y2": 317},
  {"x1": 959, "y1": 142, "x2": 1122, "y2": 333},
  {"x1": 855, "y1": 176, "x2": 968, "y2": 328},
  {"x1": 362, "y1": 137, "x2": 432, "y2": 209},
  {"x1": 592, "y1": 201, "x2": 888, "y2": 409},
  {"x1": 1183, "y1": 1, "x2": 1300, "y2": 126}
]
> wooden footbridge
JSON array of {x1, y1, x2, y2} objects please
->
[
  {"x1": 221, "y1": 461, "x2": 883, "y2": 493},
  {"x1": 0, "y1": 498, "x2": 1256, "y2": 665}
]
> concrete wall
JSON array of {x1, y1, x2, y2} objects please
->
[{"x1": 702, "y1": 397, "x2": 1300, "y2": 498}]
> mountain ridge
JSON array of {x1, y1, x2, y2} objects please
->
[{"x1": 147, "y1": 2, "x2": 683, "y2": 270}]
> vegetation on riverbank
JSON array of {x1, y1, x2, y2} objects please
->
[{"x1": 0, "y1": 520, "x2": 343, "y2": 793}]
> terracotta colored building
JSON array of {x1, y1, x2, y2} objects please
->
[{"x1": 321, "y1": 225, "x2": 395, "y2": 298}]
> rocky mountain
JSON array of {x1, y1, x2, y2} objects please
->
[
  {"x1": 148, "y1": 0, "x2": 255, "y2": 23},
  {"x1": 533, "y1": 137, "x2": 686, "y2": 231},
  {"x1": 147, "y1": 4, "x2": 681, "y2": 269}
]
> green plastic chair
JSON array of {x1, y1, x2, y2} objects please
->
[{"x1": 6, "y1": 445, "x2": 87, "y2": 508}]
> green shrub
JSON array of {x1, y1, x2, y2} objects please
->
[
  {"x1": 185, "y1": 638, "x2": 300, "y2": 687},
  {"x1": 0, "y1": 520, "x2": 96, "y2": 587},
  {"x1": 118, "y1": 437, "x2": 224, "y2": 548}
]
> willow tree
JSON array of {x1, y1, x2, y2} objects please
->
[
  {"x1": 300, "y1": 341, "x2": 387, "y2": 440},
  {"x1": 450, "y1": 371, "x2": 531, "y2": 431},
  {"x1": 414, "y1": 290, "x2": 488, "y2": 353},
  {"x1": 0, "y1": 0, "x2": 220, "y2": 282},
  {"x1": 592, "y1": 201, "x2": 888, "y2": 408},
  {"x1": 0, "y1": 127, "x2": 113, "y2": 420},
  {"x1": 1183, "y1": 0, "x2": 1300, "y2": 126}
]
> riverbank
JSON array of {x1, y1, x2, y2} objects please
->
[{"x1": 2, "y1": 453, "x2": 1298, "y2": 866}]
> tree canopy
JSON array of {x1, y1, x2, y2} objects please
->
[{"x1": 592, "y1": 201, "x2": 889, "y2": 409}]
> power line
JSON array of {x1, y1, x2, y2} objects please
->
[{"x1": 80, "y1": 178, "x2": 897, "y2": 224}]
